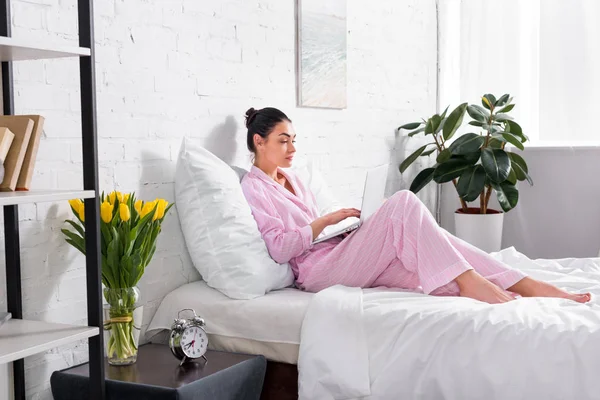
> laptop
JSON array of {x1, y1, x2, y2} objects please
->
[{"x1": 313, "y1": 164, "x2": 388, "y2": 244}]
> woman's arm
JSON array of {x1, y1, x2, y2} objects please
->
[
  {"x1": 243, "y1": 181, "x2": 360, "y2": 263},
  {"x1": 310, "y1": 208, "x2": 361, "y2": 239},
  {"x1": 243, "y1": 185, "x2": 314, "y2": 264},
  {"x1": 310, "y1": 216, "x2": 330, "y2": 239}
]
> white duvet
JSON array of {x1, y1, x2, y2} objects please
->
[{"x1": 298, "y1": 247, "x2": 600, "y2": 400}]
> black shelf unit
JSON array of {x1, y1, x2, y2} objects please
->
[{"x1": 0, "y1": 0, "x2": 104, "y2": 399}]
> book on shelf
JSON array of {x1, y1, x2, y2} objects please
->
[
  {"x1": 0, "y1": 116, "x2": 34, "y2": 191},
  {"x1": 16, "y1": 115, "x2": 44, "y2": 191},
  {"x1": 0, "y1": 127, "x2": 14, "y2": 162},
  {"x1": 0, "y1": 127, "x2": 15, "y2": 183}
]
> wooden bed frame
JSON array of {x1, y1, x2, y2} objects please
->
[{"x1": 260, "y1": 361, "x2": 298, "y2": 400}]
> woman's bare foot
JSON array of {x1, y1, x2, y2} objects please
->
[
  {"x1": 508, "y1": 277, "x2": 591, "y2": 303},
  {"x1": 454, "y1": 270, "x2": 515, "y2": 304}
]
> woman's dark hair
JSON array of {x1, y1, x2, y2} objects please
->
[{"x1": 245, "y1": 107, "x2": 291, "y2": 153}]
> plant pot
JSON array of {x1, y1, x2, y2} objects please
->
[
  {"x1": 454, "y1": 207, "x2": 504, "y2": 253},
  {"x1": 103, "y1": 287, "x2": 143, "y2": 366}
]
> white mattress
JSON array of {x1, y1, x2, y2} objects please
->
[{"x1": 147, "y1": 280, "x2": 313, "y2": 364}]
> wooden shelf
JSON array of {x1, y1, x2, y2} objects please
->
[
  {"x1": 0, "y1": 319, "x2": 99, "y2": 364},
  {"x1": 0, "y1": 190, "x2": 95, "y2": 206},
  {"x1": 0, "y1": 36, "x2": 90, "y2": 61}
]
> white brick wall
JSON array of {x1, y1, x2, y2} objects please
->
[{"x1": 0, "y1": 0, "x2": 437, "y2": 398}]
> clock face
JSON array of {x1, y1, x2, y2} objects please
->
[{"x1": 180, "y1": 326, "x2": 208, "y2": 358}]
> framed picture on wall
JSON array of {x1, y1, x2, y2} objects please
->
[{"x1": 296, "y1": 0, "x2": 348, "y2": 109}]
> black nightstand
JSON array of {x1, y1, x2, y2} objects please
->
[{"x1": 50, "y1": 344, "x2": 266, "y2": 400}]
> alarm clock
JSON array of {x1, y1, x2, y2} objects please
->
[{"x1": 169, "y1": 308, "x2": 209, "y2": 366}]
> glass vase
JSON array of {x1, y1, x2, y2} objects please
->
[{"x1": 103, "y1": 287, "x2": 143, "y2": 366}]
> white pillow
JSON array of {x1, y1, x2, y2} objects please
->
[{"x1": 175, "y1": 138, "x2": 294, "y2": 299}]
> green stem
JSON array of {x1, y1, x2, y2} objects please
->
[
  {"x1": 106, "y1": 289, "x2": 138, "y2": 361},
  {"x1": 432, "y1": 132, "x2": 444, "y2": 153}
]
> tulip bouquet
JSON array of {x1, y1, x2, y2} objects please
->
[{"x1": 62, "y1": 191, "x2": 172, "y2": 365}]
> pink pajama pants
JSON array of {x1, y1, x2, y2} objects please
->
[{"x1": 299, "y1": 190, "x2": 526, "y2": 295}]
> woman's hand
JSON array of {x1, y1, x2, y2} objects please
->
[
  {"x1": 323, "y1": 208, "x2": 361, "y2": 225},
  {"x1": 310, "y1": 208, "x2": 361, "y2": 240}
]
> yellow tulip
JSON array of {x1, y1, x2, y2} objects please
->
[
  {"x1": 116, "y1": 191, "x2": 124, "y2": 203},
  {"x1": 134, "y1": 200, "x2": 143, "y2": 215},
  {"x1": 101, "y1": 201, "x2": 114, "y2": 223},
  {"x1": 68, "y1": 199, "x2": 85, "y2": 222},
  {"x1": 154, "y1": 199, "x2": 168, "y2": 221},
  {"x1": 140, "y1": 200, "x2": 156, "y2": 218},
  {"x1": 108, "y1": 191, "x2": 116, "y2": 204},
  {"x1": 119, "y1": 203, "x2": 131, "y2": 222},
  {"x1": 68, "y1": 199, "x2": 84, "y2": 221},
  {"x1": 68, "y1": 198, "x2": 81, "y2": 210},
  {"x1": 78, "y1": 203, "x2": 85, "y2": 222},
  {"x1": 123, "y1": 193, "x2": 130, "y2": 204}
]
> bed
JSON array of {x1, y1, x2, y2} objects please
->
[
  {"x1": 147, "y1": 247, "x2": 600, "y2": 400},
  {"x1": 146, "y1": 280, "x2": 311, "y2": 399},
  {"x1": 147, "y1": 279, "x2": 311, "y2": 364}
]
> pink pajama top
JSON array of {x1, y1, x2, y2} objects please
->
[{"x1": 241, "y1": 166, "x2": 342, "y2": 284}]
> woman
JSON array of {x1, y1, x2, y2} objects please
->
[{"x1": 241, "y1": 107, "x2": 591, "y2": 304}]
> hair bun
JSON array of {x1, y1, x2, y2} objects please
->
[{"x1": 245, "y1": 107, "x2": 259, "y2": 128}]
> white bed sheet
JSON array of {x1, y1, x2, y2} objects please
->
[
  {"x1": 147, "y1": 280, "x2": 313, "y2": 363},
  {"x1": 299, "y1": 247, "x2": 600, "y2": 400}
]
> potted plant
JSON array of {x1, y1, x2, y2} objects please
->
[
  {"x1": 397, "y1": 93, "x2": 533, "y2": 252},
  {"x1": 62, "y1": 191, "x2": 173, "y2": 365}
]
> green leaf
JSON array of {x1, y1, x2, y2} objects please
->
[
  {"x1": 436, "y1": 148, "x2": 452, "y2": 163},
  {"x1": 489, "y1": 125, "x2": 502, "y2": 133},
  {"x1": 495, "y1": 94, "x2": 510, "y2": 107},
  {"x1": 500, "y1": 132, "x2": 524, "y2": 150},
  {"x1": 420, "y1": 148, "x2": 436, "y2": 157},
  {"x1": 469, "y1": 121, "x2": 485, "y2": 127},
  {"x1": 507, "y1": 167, "x2": 517, "y2": 185},
  {"x1": 65, "y1": 238, "x2": 86, "y2": 255},
  {"x1": 455, "y1": 149, "x2": 482, "y2": 165},
  {"x1": 481, "y1": 148, "x2": 511, "y2": 183},
  {"x1": 408, "y1": 127, "x2": 425, "y2": 137},
  {"x1": 508, "y1": 152, "x2": 533, "y2": 185},
  {"x1": 494, "y1": 114, "x2": 514, "y2": 122},
  {"x1": 64, "y1": 219, "x2": 85, "y2": 238},
  {"x1": 467, "y1": 105, "x2": 489, "y2": 122},
  {"x1": 61, "y1": 228, "x2": 85, "y2": 251},
  {"x1": 409, "y1": 168, "x2": 435, "y2": 194},
  {"x1": 456, "y1": 165, "x2": 486, "y2": 202},
  {"x1": 440, "y1": 106, "x2": 449, "y2": 120},
  {"x1": 443, "y1": 103, "x2": 468, "y2": 141},
  {"x1": 506, "y1": 120, "x2": 523, "y2": 140},
  {"x1": 491, "y1": 182, "x2": 519, "y2": 212},
  {"x1": 490, "y1": 134, "x2": 507, "y2": 142},
  {"x1": 482, "y1": 94, "x2": 497, "y2": 110},
  {"x1": 399, "y1": 145, "x2": 428, "y2": 173},
  {"x1": 435, "y1": 118, "x2": 446, "y2": 134},
  {"x1": 499, "y1": 103, "x2": 515, "y2": 113},
  {"x1": 448, "y1": 133, "x2": 486, "y2": 155},
  {"x1": 106, "y1": 237, "x2": 119, "y2": 280},
  {"x1": 398, "y1": 122, "x2": 422, "y2": 131},
  {"x1": 430, "y1": 114, "x2": 442, "y2": 133},
  {"x1": 425, "y1": 118, "x2": 434, "y2": 135},
  {"x1": 433, "y1": 159, "x2": 472, "y2": 183},
  {"x1": 488, "y1": 138, "x2": 504, "y2": 149}
]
